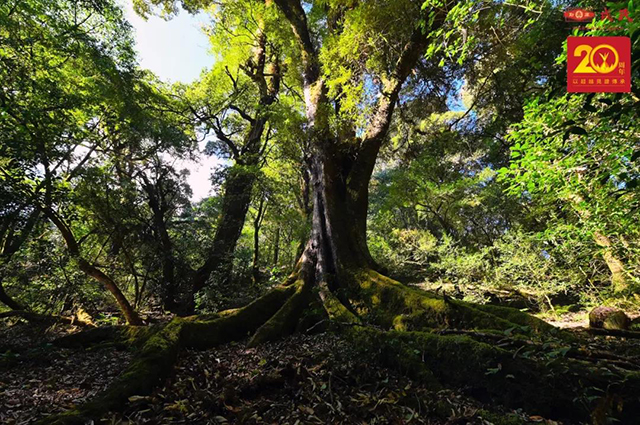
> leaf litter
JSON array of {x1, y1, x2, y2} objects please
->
[
  {"x1": 104, "y1": 333, "x2": 542, "y2": 424},
  {"x1": 0, "y1": 319, "x2": 133, "y2": 424},
  {"x1": 7, "y1": 319, "x2": 632, "y2": 424}
]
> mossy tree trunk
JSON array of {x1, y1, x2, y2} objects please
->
[{"x1": 241, "y1": 0, "x2": 439, "y2": 344}]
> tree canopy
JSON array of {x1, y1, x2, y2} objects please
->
[{"x1": 2, "y1": 0, "x2": 640, "y2": 423}]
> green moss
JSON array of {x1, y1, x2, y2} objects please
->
[
  {"x1": 38, "y1": 285, "x2": 299, "y2": 424},
  {"x1": 354, "y1": 269, "x2": 557, "y2": 336},
  {"x1": 182, "y1": 284, "x2": 296, "y2": 348},
  {"x1": 472, "y1": 303, "x2": 556, "y2": 334},
  {"x1": 248, "y1": 278, "x2": 320, "y2": 346},
  {"x1": 476, "y1": 410, "x2": 530, "y2": 425},
  {"x1": 348, "y1": 327, "x2": 640, "y2": 423},
  {"x1": 37, "y1": 318, "x2": 184, "y2": 425}
]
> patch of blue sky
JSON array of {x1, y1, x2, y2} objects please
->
[{"x1": 119, "y1": 1, "x2": 221, "y2": 201}]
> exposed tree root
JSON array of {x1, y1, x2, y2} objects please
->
[
  {"x1": 348, "y1": 327, "x2": 640, "y2": 423},
  {"x1": 587, "y1": 327, "x2": 640, "y2": 339},
  {"x1": 37, "y1": 284, "x2": 296, "y2": 425},
  {"x1": 350, "y1": 269, "x2": 556, "y2": 335},
  {"x1": 437, "y1": 329, "x2": 640, "y2": 370},
  {"x1": 52, "y1": 325, "x2": 158, "y2": 349},
  {"x1": 35, "y1": 270, "x2": 640, "y2": 424},
  {"x1": 0, "y1": 310, "x2": 94, "y2": 328},
  {"x1": 248, "y1": 278, "x2": 312, "y2": 347}
]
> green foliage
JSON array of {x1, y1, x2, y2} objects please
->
[
  {"x1": 2, "y1": 0, "x2": 639, "y2": 320},
  {"x1": 500, "y1": 57, "x2": 640, "y2": 297},
  {"x1": 0, "y1": 0, "x2": 194, "y2": 316}
]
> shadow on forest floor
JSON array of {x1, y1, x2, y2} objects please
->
[
  {"x1": 3, "y1": 316, "x2": 640, "y2": 424},
  {"x1": 103, "y1": 333, "x2": 539, "y2": 425},
  {"x1": 0, "y1": 321, "x2": 133, "y2": 424}
]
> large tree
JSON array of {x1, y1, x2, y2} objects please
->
[{"x1": 35, "y1": 0, "x2": 640, "y2": 423}]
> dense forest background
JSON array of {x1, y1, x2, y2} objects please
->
[
  {"x1": 1, "y1": 0, "x2": 637, "y2": 322},
  {"x1": 1, "y1": 0, "x2": 640, "y2": 422}
]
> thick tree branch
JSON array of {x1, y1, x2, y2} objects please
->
[
  {"x1": 229, "y1": 104, "x2": 256, "y2": 124},
  {"x1": 272, "y1": 0, "x2": 318, "y2": 85},
  {"x1": 361, "y1": 28, "x2": 432, "y2": 149}
]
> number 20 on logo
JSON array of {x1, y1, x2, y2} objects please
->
[{"x1": 567, "y1": 36, "x2": 631, "y2": 93}]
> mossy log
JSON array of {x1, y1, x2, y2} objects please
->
[
  {"x1": 0, "y1": 310, "x2": 94, "y2": 328},
  {"x1": 36, "y1": 272, "x2": 640, "y2": 425}
]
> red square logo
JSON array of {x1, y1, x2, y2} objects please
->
[{"x1": 567, "y1": 36, "x2": 631, "y2": 93}]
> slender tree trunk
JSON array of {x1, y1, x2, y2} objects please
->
[
  {"x1": 252, "y1": 195, "x2": 266, "y2": 283},
  {"x1": 192, "y1": 166, "x2": 259, "y2": 290},
  {"x1": 0, "y1": 208, "x2": 40, "y2": 310},
  {"x1": 593, "y1": 231, "x2": 627, "y2": 292},
  {"x1": 186, "y1": 27, "x2": 282, "y2": 312},
  {"x1": 141, "y1": 175, "x2": 178, "y2": 312},
  {"x1": 570, "y1": 194, "x2": 628, "y2": 291},
  {"x1": 273, "y1": 227, "x2": 280, "y2": 265},
  {"x1": 43, "y1": 208, "x2": 142, "y2": 325},
  {"x1": 76, "y1": 259, "x2": 142, "y2": 325},
  {"x1": 253, "y1": 225, "x2": 260, "y2": 283}
]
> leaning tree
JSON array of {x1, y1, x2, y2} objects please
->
[{"x1": 40, "y1": 0, "x2": 640, "y2": 423}]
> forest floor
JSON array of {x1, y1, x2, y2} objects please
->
[
  {"x1": 2, "y1": 312, "x2": 640, "y2": 425},
  {"x1": 0, "y1": 321, "x2": 132, "y2": 424}
]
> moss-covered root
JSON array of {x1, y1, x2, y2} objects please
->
[
  {"x1": 181, "y1": 284, "x2": 296, "y2": 349},
  {"x1": 37, "y1": 285, "x2": 297, "y2": 425},
  {"x1": 52, "y1": 325, "x2": 159, "y2": 349},
  {"x1": 248, "y1": 279, "x2": 312, "y2": 347},
  {"x1": 37, "y1": 318, "x2": 184, "y2": 425},
  {"x1": 357, "y1": 270, "x2": 557, "y2": 335},
  {"x1": 351, "y1": 328, "x2": 640, "y2": 424}
]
